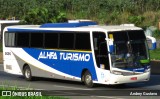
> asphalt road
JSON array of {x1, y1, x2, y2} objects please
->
[{"x1": 0, "y1": 64, "x2": 160, "y2": 99}]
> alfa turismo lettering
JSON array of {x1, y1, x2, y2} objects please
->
[
  {"x1": 38, "y1": 51, "x2": 90, "y2": 62},
  {"x1": 60, "y1": 52, "x2": 90, "y2": 61}
]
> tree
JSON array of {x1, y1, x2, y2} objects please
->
[{"x1": 21, "y1": 7, "x2": 68, "y2": 24}]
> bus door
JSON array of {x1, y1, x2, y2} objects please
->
[{"x1": 93, "y1": 32, "x2": 110, "y2": 70}]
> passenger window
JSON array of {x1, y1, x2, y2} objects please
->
[
  {"x1": 31, "y1": 33, "x2": 43, "y2": 48},
  {"x1": 75, "y1": 33, "x2": 91, "y2": 50},
  {"x1": 45, "y1": 33, "x2": 58, "y2": 48},
  {"x1": 16, "y1": 33, "x2": 30, "y2": 47},
  {"x1": 59, "y1": 33, "x2": 74, "y2": 49}
]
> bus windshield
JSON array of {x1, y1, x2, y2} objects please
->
[{"x1": 109, "y1": 30, "x2": 149, "y2": 69}]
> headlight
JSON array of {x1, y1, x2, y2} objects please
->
[{"x1": 112, "y1": 70, "x2": 123, "y2": 75}]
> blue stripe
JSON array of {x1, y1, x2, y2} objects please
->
[
  {"x1": 122, "y1": 65, "x2": 150, "y2": 72},
  {"x1": 149, "y1": 42, "x2": 156, "y2": 50},
  {"x1": 23, "y1": 48, "x2": 98, "y2": 81},
  {"x1": 40, "y1": 22, "x2": 97, "y2": 28},
  {"x1": 123, "y1": 68, "x2": 145, "y2": 72},
  {"x1": 153, "y1": 42, "x2": 156, "y2": 49},
  {"x1": 7, "y1": 28, "x2": 63, "y2": 33}
]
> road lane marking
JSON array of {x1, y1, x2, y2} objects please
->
[
  {"x1": 53, "y1": 85, "x2": 94, "y2": 90},
  {"x1": 0, "y1": 85, "x2": 44, "y2": 90}
]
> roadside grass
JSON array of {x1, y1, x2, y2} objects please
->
[
  {"x1": 149, "y1": 48, "x2": 160, "y2": 60},
  {"x1": 0, "y1": 83, "x2": 69, "y2": 99}
]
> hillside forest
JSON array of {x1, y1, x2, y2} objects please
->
[{"x1": 1, "y1": 0, "x2": 160, "y2": 28}]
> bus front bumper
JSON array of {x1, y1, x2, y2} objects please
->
[{"x1": 108, "y1": 72, "x2": 150, "y2": 85}]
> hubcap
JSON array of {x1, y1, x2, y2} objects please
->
[
  {"x1": 25, "y1": 69, "x2": 30, "y2": 78},
  {"x1": 85, "y1": 74, "x2": 91, "y2": 84}
]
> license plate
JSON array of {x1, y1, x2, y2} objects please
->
[{"x1": 130, "y1": 77, "x2": 137, "y2": 80}]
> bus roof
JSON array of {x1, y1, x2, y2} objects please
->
[
  {"x1": 5, "y1": 22, "x2": 142, "y2": 32},
  {"x1": 81, "y1": 25, "x2": 142, "y2": 31},
  {"x1": 0, "y1": 20, "x2": 20, "y2": 24}
]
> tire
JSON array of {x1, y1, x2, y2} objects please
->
[
  {"x1": 84, "y1": 70, "x2": 94, "y2": 88},
  {"x1": 23, "y1": 65, "x2": 32, "y2": 81}
]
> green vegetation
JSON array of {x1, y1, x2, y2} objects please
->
[
  {"x1": 21, "y1": 7, "x2": 67, "y2": 24},
  {"x1": 153, "y1": 29, "x2": 160, "y2": 39},
  {"x1": 150, "y1": 48, "x2": 160, "y2": 60},
  {"x1": 1, "y1": 0, "x2": 160, "y2": 27},
  {"x1": 1, "y1": 0, "x2": 160, "y2": 60}
]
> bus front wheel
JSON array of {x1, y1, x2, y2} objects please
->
[
  {"x1": 84, "y1": 70, "x2": 94, "y2": 88},
  {"x1": 23, "y1": 65, "x2": 32, "y2": 81}
]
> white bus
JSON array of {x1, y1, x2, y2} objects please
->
[{"x1": 3, "y1": 21, "x2": 150, "y2": 87}]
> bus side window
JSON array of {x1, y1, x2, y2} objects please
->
[
  {"x1": 93, "y1": 32, "x2": 110, "y2": 70},
  {"x1": 59, "y1": 33, "x2": 74, "y2": 50},
  {"x1": 5, "y1": 33, "x2": 16, "y2": 47},
  {"x1": 31, "y1": 33, "x2": 43, "y2": 48},
  {"x1": 45, "y1": 33, "x2": 58, "y2": 49},
  {"x1": 75, "y1": 33, "x2": 91, "y2": 50},
  {"x1": 16, "y1": 33, "x2": 30, "y2": 47}
]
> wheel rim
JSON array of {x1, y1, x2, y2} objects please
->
[
  {"x1": 25, "y1": 69, "x2": 30, "y2": 78},
  {"x1": 85, "y1": 74, "x2": 92, "y2": 85}
]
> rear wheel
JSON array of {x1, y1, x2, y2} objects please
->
[
  {"x1": 23, "y1": 65, "x2": 32, "y2": 81},
  {"x1": 84, "y1": 70, "x2": 94, "y2": 88}
]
